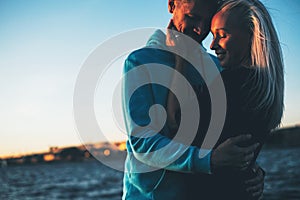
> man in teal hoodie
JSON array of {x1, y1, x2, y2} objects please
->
[{"x1": 122, "y1": 0, "x2": 265, "y2": 199}]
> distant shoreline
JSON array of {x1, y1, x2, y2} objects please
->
[
  {"x1": 1, "y1": 142, "x2": 126, "y2": 167},
  {"x1": 1, "y1": 126, "x2": 299, "y2": 166},
  {"x1": 265, "y1": 125, "x2": 300, "y2": 148}
]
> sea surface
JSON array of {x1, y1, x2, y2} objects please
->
[
  {"x1": 256, "y1": 147, "x2": 300, "y2": 200},
  {"x1": 1, "y1": 147, "x2": 299, "y2": 200}
]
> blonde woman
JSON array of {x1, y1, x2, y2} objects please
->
[{"x1": 191, "y1": 0, "x2": 284, "y2": 199}]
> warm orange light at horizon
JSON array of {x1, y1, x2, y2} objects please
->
[
  {"x1": 118, "y1": 142, "x2": 127, "y2": 151},
  {"x1": 44, "y1": 154, "x2": 55, "y2": 162},
  {"x1": 103, "y1": 149, "x2": 110, "y2": 156}
]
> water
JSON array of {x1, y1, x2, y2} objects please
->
[
  {"x1": 0, "y1": 161, "x2": 123, "y2": 200},
  {"x1": 257, "y1": 147, "x2": 300, "y2": 200},
  {"x1": 1, "y1": 147, "x2": 299, "y2": 200}
]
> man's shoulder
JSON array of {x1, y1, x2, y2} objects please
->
[
  {"x1": 125, "y1": 47, "x2": 174, "y2": 70},
  {"x1": 126, "y1": 47, "x2": 156, "y2": 61}
]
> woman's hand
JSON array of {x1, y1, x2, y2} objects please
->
[
  {"x1": 211, "y1": 135, "x2": 260, "y2": 172},
  {"x1": 245, "y1": 163, "x2": 265, "y2": 200}
]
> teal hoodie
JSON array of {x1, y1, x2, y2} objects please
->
[{"x1": 122, "y1": 29, "x2": 220, "y2": 200}]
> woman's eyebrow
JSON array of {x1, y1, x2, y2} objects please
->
[{"x1": 215, "y1": 28, "x2": 230, "y2": 32}]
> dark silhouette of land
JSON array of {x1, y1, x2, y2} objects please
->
[
  {"x1": 265, "y1": 125, "x2": 300, "y2": 148},
  {"x1": 1, "y1": 125, "x2": 299, "y2": 166},
  {"x1": 1, "y1": 141, "x2": 126, "y2": 167}
]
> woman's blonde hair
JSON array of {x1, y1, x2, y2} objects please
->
[{"x1": 220, "y1": 0, "x2": 284, "y2": 129}]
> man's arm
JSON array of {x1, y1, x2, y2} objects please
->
[
  {"x1": 123, "y1": 52, "x2": 212, "y2": 173},
  {"x1": 122, "y1": 51, "x2": 259, "y2": 174}
]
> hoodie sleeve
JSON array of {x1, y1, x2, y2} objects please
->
[{"x1": 122, "y1": 49, "x2": 212, "y2": 174}]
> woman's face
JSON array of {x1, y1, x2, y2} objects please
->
[{"x1": 210, "y1": 9, "x2": 251, "y2": 69}]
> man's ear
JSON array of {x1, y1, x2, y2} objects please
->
[{"x1": 168, "y1": 0, "x2": 175, "y2": 13}]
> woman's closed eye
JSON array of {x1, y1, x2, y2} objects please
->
[{"x1": 212, "y1": 30, "x2": 227, "y2": 40}]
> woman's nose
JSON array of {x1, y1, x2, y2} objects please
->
[{"x1": 210, "y1": 38, "x2": 218, "y2": 50}]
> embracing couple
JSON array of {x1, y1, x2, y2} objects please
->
[{"x1": 122, "y1": 0, "x2": 284, "y2": 199}]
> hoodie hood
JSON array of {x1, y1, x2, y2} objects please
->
[{"x1": 146, "y1": 29, "x2": 168, "y2": 50}]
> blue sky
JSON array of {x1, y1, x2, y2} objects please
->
[{"x1": 0, "y1": 0, "x2": 299, "y2": 156}]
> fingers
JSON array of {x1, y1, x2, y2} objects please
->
[
  {"x1": 238, "y1": 152, "x2": 254, "y2": 170},
  {"x1": 235, "y1": 148, "x2": 256, "y2": 170},
  {"x1": 252, "y1": 188, "x2": 263, "y2": 199},
  {"x1": 246, "y1": 182, "x2": 264, "y2": 199},
  {"x1": 245, "y1": 168, "x2": 264, "y2": 185},
  {"x1": 258, "y1": 194, "x2": 264, "y2": 200},
  {"x1": 229, "y1": 134, "x2": 252, "y2": 145},
  {"x1": 246, "y1": 182, "x2": 263, "y2": 194},
  {"x1": 166, "y1": 29, "x2": 176, "y2": 46},
  {"x1": 239, "y1": 160, "x2": 251, "y2": 171},
  {"x1": 240, "y1": 165, "x2": 249, "y2": 171},
  {"x1": 245, "y1": 176, "x2": 261, "y2": 185},
  {"x1": 235, "y1": 143, "x2": 259, "y2": 171},
  {"x1": 245, "y1": 167, "x2": 264, "y2": 198},
  {"x1": 252, "y1": 162, "x2": 260, "y2": 172},
  {"x1": 243, "y1": 152, "x2": 254, "y2": 163},
  {"x1": 239, "y1": 143, "x2": 260, "y2": 155}
]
